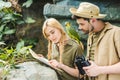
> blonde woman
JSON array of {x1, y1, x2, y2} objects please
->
[{"x1": 42, "y1": 18, "x2": 83, "y2": 80}]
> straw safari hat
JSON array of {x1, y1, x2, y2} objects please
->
[{"x1": 69, "y1": 2, "x2": 106, "y2": 19}]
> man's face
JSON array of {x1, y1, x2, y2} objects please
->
[{"x1": 76, "y1": 18, "x2": 91, "y2": 34}]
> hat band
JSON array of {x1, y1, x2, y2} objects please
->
[{"x1": 76, "y1": 11, "x2": 99, "y2": 16}]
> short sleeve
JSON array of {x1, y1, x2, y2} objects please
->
[{"x1": 114, "y1": 29, "x2": 120, "y2": 58}]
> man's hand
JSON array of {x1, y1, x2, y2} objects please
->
[{"x1": 83, "y1": 61, "x2": 102, "y2": 77}]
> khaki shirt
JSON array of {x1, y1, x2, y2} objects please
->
[
  {"x1": 89, "y1": 31, "x2": 101, "y2": 61},
  {"x1": 52, "y1": 39, "x2": 83, "y2": 80},
  {"x1": 87, "y1": 22, "x2": 120, "y2": 80}
]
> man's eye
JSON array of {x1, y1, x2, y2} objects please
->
[{"x1": 80, "y1": 23, "x2": 84, "y2": 26}]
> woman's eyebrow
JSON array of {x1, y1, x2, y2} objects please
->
[{"x1": 48, "y1": 29, "x2": 53, "y2": 33}]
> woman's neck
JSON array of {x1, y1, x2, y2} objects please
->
[{"x1": 56, "y1": 36, "x2": 70, "y2": 46}]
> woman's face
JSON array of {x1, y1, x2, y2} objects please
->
[{"x1": 45, "y1": 26, "x2": 62, "y2": 43}]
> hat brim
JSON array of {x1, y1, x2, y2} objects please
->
[{"x1": 69, "y1": 8, "x2": 107, "y2": 19}]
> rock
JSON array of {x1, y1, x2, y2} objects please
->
[
  {"x1": 43, "y1": 1, "x2": 120, "y2": 22},
  {"x1": 3, "y1": 61, "x2": 58, "y2": 80}
]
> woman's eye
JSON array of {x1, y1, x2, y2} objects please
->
[{"x1": 51, "y1": 31, "x2": 55, "y2": 34}]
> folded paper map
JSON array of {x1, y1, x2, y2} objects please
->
[{"x1": 29, "y1": 49, "x2": 62, "y2": 71}]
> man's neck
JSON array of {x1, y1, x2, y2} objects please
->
[{"x1": 94, "y1": 21, "x2": 105, "y2": 33}]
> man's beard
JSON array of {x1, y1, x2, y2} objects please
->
[
  {"x1": 82, "y1": 26, "x2": 94, "y2": 34},
  {"x1": 89, "y1": 25, "x2": 94, "y2": 32},
  {"x1": 78, "y1": 29, "x2": 89, "y2": 34}
]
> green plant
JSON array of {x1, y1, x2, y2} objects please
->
[
  {"x1": 22, "y1": 0, "x2": 33, "y2": 8},
  {"x1": 0, "y1": 0, "x2": 36, "y2": 77},
  {"x1": 0, "y1": 0, "x2": 35, "y2": 46},
  {"x1": 0, "y1": 40, "x2": 32, "y2": 67},
  {"x1": 0, "y1": 40, "x2": 32, "y2": 78},
  {"x1": 0, "y1": 0, "x2": 25, "y2": 44}
]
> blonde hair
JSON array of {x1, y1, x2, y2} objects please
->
[{"x1": 42, "y1": 18, "x2": 68, "y2": 63}]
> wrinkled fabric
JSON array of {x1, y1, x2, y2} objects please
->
[
  {"x1": 87, "y1": 22, "x2": 120, "y2": 80},
  {"x1": 52, "y1": 39, "x2": 83, "y2": 80}
]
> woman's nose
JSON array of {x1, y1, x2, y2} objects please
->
[{"x1": 49, "y1": 35, "x2": 54, "y2": 40}]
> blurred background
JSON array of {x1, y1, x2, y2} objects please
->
[{"x1": 0, "y1": 0, "x2": 120, "y2": 64}]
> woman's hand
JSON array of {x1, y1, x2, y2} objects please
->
[
  {"x1": 37, "y1": 54, "x2": 44, "y2": 57},
  {"x1": 49, "y1": 60, "x2": 59, "y2": 68},
  {"x1": 49, "y1": 60, "x2": 64, "y2": 69}
]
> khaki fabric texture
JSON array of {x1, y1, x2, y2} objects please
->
[
  {"x1": 89, "y1": 32, "x2": 101, "y2": 61},
  {"x1": 51, "y1": 39, "x2": 83, "y2": 80},
  {"x1": 87, "y1": 22, "x2": 120, "y2": 80}
]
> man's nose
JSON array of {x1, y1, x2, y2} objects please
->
[{"x1": 78, "y1": 26, "x2": 82, "y2": 30}]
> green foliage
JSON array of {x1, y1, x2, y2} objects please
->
[
  {"x1": 0, "y1": 40, "x2": 32, "y2": 67},
  {"x1": 0, "y1": 1, "x2": 11, "y2": 10},
  {"x1": 22, "y1": 0, "x2": 33, "y2": 8},
  {"x1": 25, "y1": 17, "x2": 36, "y2": 23},
  {"x1": 0, "y1": 41, "x2": 6, "y2": 45},
  {"x1": 0, "y1": 1, "x2": 36, "y2": 77},
  {"x1": 0, "y1": 1, "x2": 25, "y2": 42},
  {"x1": 0, "y1": 40, "x2": 32, "y2": 78},
  {"x1": 22, "y1": 38, "x2": 38, "y2": 47},
  {"x1": 0, "y1": 0, "x2": 35, "y2": 45},
  {"x1": 0, "y1": 24, "x2": 16, "y2": 41}
]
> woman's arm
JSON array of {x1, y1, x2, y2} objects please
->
[
  {"x1": 57, "y1": 63, "x2": 79, "y2": 77},
  {"x1": 49, "y1": 59, "x2": 79, "y2": 77}
]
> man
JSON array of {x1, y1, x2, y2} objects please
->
[{"x1": 69, "y1": 2, "x2": 120, "y2": 80}]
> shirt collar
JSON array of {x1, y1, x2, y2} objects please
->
[{"x1": 89, "y1": 22, "x2": 113, "y2": 36}]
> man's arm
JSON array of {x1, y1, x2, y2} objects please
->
[{"x1": 83, "y1": 61, "x2": 120, "y2": 77}]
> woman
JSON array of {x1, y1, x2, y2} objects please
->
[{"x1": 42, "y1": 18, "x2": 83, "y2": 80}]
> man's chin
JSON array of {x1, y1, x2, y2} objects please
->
[{"x1": 83, "y1": 31, "x2": 89, "y2": 34}]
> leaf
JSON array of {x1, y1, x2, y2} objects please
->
[
  {"x1": 0, "y1": 24, "x2": 5, "y2": 32},
  {"x1": 0, "y1": 41, "x2": 6, "y2": 45},
  {"x1": 13, "y1": 12, "x2": 22, "y2": 17},
  {"x1": 0, "y1": 34, "x2": 3, "y2": 40},
  {"x1": 0, "y1": 1, "x2": 12, "y2": 10},
  {"x1": 4, "y1": 2, "x2": 12, "y2": 8},
  {"x1": 2, "y1": 14, "x2": 13, "y2": 21},
  {"x1": 0, "y1": 59, "x2": 6, "y2": 64},
  {"x1": 22, "y1": 0, "x2": 33, "y2": 8},
  {"x1": 25, "y1": 17, "x2": 36, "y2": 23},
  {"x1": 19, "y1": 47, "x2": 28, "y2": 54},
  {"x1": 3, "y1": 29, "x2": 16, "y2": 34},
  {"x1": 16, "y1": 40, "x2": 25, "y2": 52},
  {"x1": 0, "y1": 53, "x2": 8, "y2": 60},
  {"x1": 16, "y1": 20, "x2": 25, "y2": 25}
]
